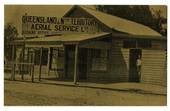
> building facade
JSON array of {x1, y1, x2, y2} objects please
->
[{"x1": 11, "y1": 6, "x2": 167, "y2": 86}]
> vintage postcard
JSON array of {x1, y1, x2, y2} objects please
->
[{"x1": 4, "y1": 5, "x2": 167, "y2": 106}]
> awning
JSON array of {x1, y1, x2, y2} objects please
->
[{"x1": 14, "y1": 32, "x2": 111, "y2": 46}]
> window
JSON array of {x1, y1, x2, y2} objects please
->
[
  {"x1": 138, "y1": 40, "x2": 151, "y2": 48},
  {"x1": 123, "y1": 40, "x2": 136, "y2": 48},
  {"x1": 91, "y1": 49, "x2": 109, "y2": 71},
  {"x1": 58, "y1": 48, "x2": 64, "y2": 57},
  {"x1": 50, "y1": 47, "x2": 64, "y2": 70},
  {"x1": 123, "y1": 39, "x2": 152, "y2": 48},
  {"x1": 34, "y1": 48, "x2": 48, "y2": 65}
]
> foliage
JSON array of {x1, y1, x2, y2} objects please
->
[
  {"x1": 96, "y1": 5, "x2": 167, "y2": 36},
  {"x1": 4, "y1": 23, "x2": 18, "y2": 61}
]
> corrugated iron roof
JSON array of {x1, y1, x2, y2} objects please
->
[
  {"x1": 23, "y1": 32, "x2": 110, "y2": 44},
  {"x1": 67, "y1": 6, "x2": 162, "y2": 37}
]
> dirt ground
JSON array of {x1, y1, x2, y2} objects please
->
[{"x1": 4, "y1": 80, "x2": 166, "y2": 106}]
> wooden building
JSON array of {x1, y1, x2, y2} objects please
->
[{"x1": 12, "y1": 6, "x2": 167, "y2": 86}]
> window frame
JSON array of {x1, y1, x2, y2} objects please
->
[
  {"x1": 137, "y1": 39, "x2": 152, "y2": 48},
  {"x1": 123, "y1": 39, "x2": 152, "y2": 49},
  {"x1": 90, "y1": 49, "x2": 109, "y2": 72},
  {"x1": 50, "y1": 47, "x2": 64, "y2": 70}
]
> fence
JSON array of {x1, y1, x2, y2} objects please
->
[{"x1": 10, "y1": 62, "x2": 35, "y2": 82}]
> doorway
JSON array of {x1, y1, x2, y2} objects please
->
[
  {"x1": 129, "y1": 49, "x2": 142, "y2": 82},
  {"x1": 65, "y1": 45, "x2": 75, "y2": 79},
  {"x1": 78, "y1": 48, "x2": 88, "y2": 80}
]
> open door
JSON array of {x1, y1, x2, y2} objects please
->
[
  {"x1": 129, "y1": 49, "x2": 142, "y2": 82},
  {"x1": 78, "y1": 48, "x2": 87, "y2": 80},
  {"x1": 65, "y1": 46, "x2": 75, "y2": 79}
]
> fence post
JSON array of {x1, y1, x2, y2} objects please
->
[
  {"x1": 46, "y1": 47, "x2": 51, "y2": 76},
  {"x1": 21, "y1": 46, "x2": 25, "y2": 80},
  {"x1": 11, "y1": 45, "x2": 15, "y2": 81},
  {"x1": 21, "y1": 63, "x2": 24, "y2": 80},
  {"x1": 31, "y1": 52, "x2": 35, "y2": 83}
]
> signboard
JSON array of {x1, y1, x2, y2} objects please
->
[{"x1": 22, "y1": 14, "x2": 99, "y2": 36}]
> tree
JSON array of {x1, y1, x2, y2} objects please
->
[
  {"x1": 96, "y1": 5, "x2": 166, "y2": 36},
  {"x1": 152, "y1": 9, "x2": 167, "y2": 36},
  {"x1": 4, "y1": 23, "x2": 18, "y2": 63}
]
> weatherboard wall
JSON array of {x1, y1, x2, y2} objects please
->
[{"x1": 141, "y1": 49, "x2": 167, "y2": 86}]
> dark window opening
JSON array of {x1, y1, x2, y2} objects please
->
[
  {"x1": 58, "y1": 48, "x2": 64, "y2": 57},
  {"x1": 123, "y1": 39, "x2": 152, "y2": 48},
  {"x1": 123, "y1": 40, "x2": 136, "y2": 48},
  {"x1": 138, "y1": 40, "x2": 151, "y2": 48},
  {"x1": 34, "y1": 48, "x2": 48, "y2": 65}
]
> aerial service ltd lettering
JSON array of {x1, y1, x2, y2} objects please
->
[{"x1": 22, "y1": 15, "x2": 97, "y2": 35}]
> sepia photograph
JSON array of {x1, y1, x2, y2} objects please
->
[{"x1": 4, "y1": 5, "x2": 167, "y2": 106}]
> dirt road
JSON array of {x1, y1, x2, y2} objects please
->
[{"x1": 4, "y1": 80, "x2": 166, "y2": 106}]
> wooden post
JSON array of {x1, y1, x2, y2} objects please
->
[
  {"x1": 46, "y1": 47, "x2": 51, "y2": 76},
  {"x1": 27, "y1": 48, "x2": 32, "y2": 76},
  {"x1": 21, "y1": 63, "x2": 24, "y2": 80},
  {"x1": 39, "y1": 47, "x2": 43, "y2": 81},
  {"x1": 136, "y1": 40, "x2": 138, "y2": 48},
  {"x1": 11, "y1": 45, "x2": 15, "y2": 81},
  {"x1": 21, "y1": 46, "x2": 25, "y2": 80},
  {"x1": 73, "y1": 44, "x2": 79, "y2": 85},
  {"x1": 64, "y1": 46, "x2": 67, "y2": 78},
  {"x1": 31, "y1": 52, "x2": 35, "y2": 82}
]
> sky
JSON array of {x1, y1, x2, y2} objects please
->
[
  {"x1": 4, "y1": 5, "x2": 73, "y2": 36},
  {"x1": 150, "y1": 5, "x2": 167, "y2": 18},
  {"x1": 4, "y1": 5, "x2": 167, "y2": 36}
]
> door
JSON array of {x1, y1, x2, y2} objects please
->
[
  {"x1": 78, "y1": 48, "x2": 88, "y2": 80},
  {"x1": 65, "y1": 46, "x2": 75, "y2": 79},
  {"x1": 129, "y1": 49, "x2": 142, "y2": 82}
]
